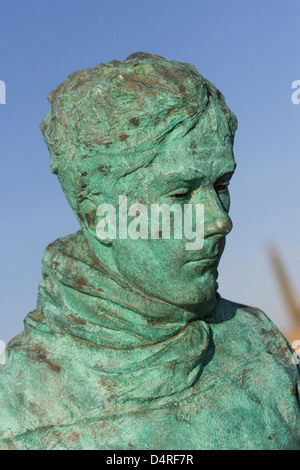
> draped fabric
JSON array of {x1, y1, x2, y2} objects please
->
[
  {"x1": 28, "y1": 230, "x2": 213, "y2": 400},
  {"x1": 0, "y1": 231, "x2": 299, "y2": 450}
]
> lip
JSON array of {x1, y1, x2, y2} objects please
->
[{"x1": 185, "y1": 256, "x2": 219, "y2": 265}]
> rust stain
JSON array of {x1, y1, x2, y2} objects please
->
[
  {"x1": 94, "y1": 140, "x2": 113, "y2": 147},
  {"x1": 29, "y1": 344, "x2": 61, "y2": 373},
  {"x1": 130, "y1": 117, "x2": 140, "y2": 127},
  {"x1": 36, "y1": 353, "x2": 61, "y2": 372},
  {"x1": 236, "y1": 368, "x2": 250, "y2": 386},
  {"x1": 98, "y1": 165, "x2": 111, "y2": 175},
  {"x1": 67, "y1": 315, "x2": 86, "y2": 326},
  {"x1": 85, "y1": 212, "x2": 93, "y2": 226},
  {"x1": 73, "y1": 277, "x2": 89, "y2": 290},
  {"x1": 69, "y1": 430, "x2": 81, "y2": 443}
]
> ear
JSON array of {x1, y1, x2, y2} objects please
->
[{"x1": 78, "y1": 197, "x2": 115, "y2": 246}]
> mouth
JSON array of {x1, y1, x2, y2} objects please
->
[
  {"x1": 184, "y1": 238, "x2": 225, "y2": 266},
  {"x1": 184, "y1": 255, "x2": 219, "y2": 266}
]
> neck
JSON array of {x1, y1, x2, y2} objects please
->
[{"x1": 82, "y1": 228, "x2": 218, "y2": 320}]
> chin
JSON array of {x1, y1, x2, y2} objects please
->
[
  {"x1": 193, "y1": 272, "x2": 218, "y2": 302},
  {"x1": 163, "y1": 276, "x2": 217, "y2": 308}
]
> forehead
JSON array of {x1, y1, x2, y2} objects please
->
[{"x1": 150, "y1": 127, "x2": 236, "y2": 181}]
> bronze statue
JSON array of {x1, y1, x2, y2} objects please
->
[{"x1": 0, "y1": 53, "x2": 299, "y2": 450}]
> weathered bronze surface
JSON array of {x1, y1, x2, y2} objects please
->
[{"x1": 0, "y1": 53, "x2": 299, "y2": 450}]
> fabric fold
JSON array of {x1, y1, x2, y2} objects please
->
[{"x1": 24, "y1": 230, "x2": 213, "y2": 401}]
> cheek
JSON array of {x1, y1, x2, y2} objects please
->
[{"x1": 113, "y1": 238, "x2": 186, "y2": 279}]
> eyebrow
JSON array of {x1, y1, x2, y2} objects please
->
[
  {"x1": 163, "y1": 163, "x2": 237, "y2": 182},
  {"x1": 162, "y1": 169, "x2": 205, "y2": 181}
]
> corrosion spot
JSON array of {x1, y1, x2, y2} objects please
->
[
  {"x1": 85, "y1": 212, "x2": 93, "y2": 226},
  {"x1": 98, "y1": 165, "x2": 111, "y2": 175},
  {"x1": 130, "y1": 117, "x2": 140, "y2": 127},
  {"x1": 67, "y1": 315, "x2": 86, "y2": 326},
  {"x1": 36, "y1": 353, "x2": 61, "y2": 372}
]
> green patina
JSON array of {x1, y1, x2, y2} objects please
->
[{"x1": 0, "y1": 53, "x2": 299, "y2": 450}]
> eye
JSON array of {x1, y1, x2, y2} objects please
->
[
  {"x1": 168, "y1": 188, "x2": 192, "y2": 200},
  {"x1": 214, "y1": 182, "x2": 230, "y2": 194}
]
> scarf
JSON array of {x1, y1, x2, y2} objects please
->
[{"x1": 24, "y1": 230, "x2": 214, "y2": 403}]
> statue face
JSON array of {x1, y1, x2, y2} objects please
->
[
  {"x1": 40, "y1": 53, "x2": 238, "y2": 312},
  {"x1": 105, "y1": 125, "x2": 236, "y2": 310}
]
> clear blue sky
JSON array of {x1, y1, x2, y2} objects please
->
[{"x1": 1, "y1": 0, "x2": 299, "y2": 343}]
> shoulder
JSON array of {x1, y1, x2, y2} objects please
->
[
  {"x1": 216, "y1": 296, "x2": 294, "y2": 356},
  {"x1": 211, "y1": 296, "x2": 300, "y2": 402},
  {"x1": 203, "y1": 297, "x2": 300, "y2": 445}
]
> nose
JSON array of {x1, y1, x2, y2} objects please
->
[{"x1": 202, "y1": 187, "x2": 233, "y2": 237}]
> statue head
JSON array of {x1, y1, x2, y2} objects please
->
[{"x1": 40, "y1": 52, "x2": 237, "y2": 312}]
